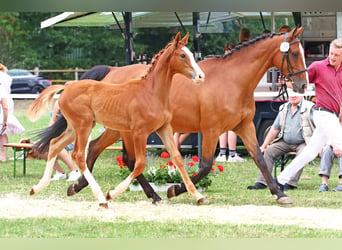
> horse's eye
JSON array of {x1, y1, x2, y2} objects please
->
[{"x1": 180, "y1": 54, "x2": 186, "y2": 59}]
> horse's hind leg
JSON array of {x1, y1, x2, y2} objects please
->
[
  {"x1": 30, "y1": 127, "x2": 74, "y2": 195},
  {"x1": 121, "y1": 132, "x2": 162, "y2": 204},
  {"x1": 106, "y1": 134, "x2": 150, "y2": 200},
  {"x1": 67, "y1": 128, "x2": 121, "y2": 196}
]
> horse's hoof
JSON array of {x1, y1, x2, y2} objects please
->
[
  {"x1": 167, "y1": 185, "x2": 176, "y2": 199},
  {"x1": 99, "y1": 203, "x2": 108, "y2": 209},
  {"x1": 105, "y1": 192, "x2": 112, "y2": 201},
  {"x1": 67, "y1": 184, "x2": 77, "y2": 196},
  {"x1": 152, "y1": 198, "x2": 164, "y2": 205},
  {"x1": 197, "y1": 197, "x2": 209, "y2": 206},
  {"x1": 29, "y1": 188, "x2": 35, "y2": 196},
  {"x1": 277, "y1": 196, "x2": 293, "y2": 205}
]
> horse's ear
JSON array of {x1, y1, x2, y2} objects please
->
[
  {"x1": 181, "y1": 32, "x2": 189, "y2": 45},
  {"x1": 289, "y1": 26, "x2": 303, "y2": 40},
  {"x1": 174, "y1": 32, "x2": 181, "y2": 47}
]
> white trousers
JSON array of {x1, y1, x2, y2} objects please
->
[{"x1": 277, "y1": 110, "x2": 342, "y2": 185}]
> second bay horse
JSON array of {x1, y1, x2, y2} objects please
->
[{"x1": 26, "y1": 32, "x2": 205, "y2": 208}]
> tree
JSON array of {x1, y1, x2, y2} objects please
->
[{"x1": 0, "y1": 12, "x2": 21, "y2": 65}]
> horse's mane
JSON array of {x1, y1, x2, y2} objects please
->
[
  {"x1": 142, "y1": 41, "x2": 174, "y2": 79},
  {"x1": 220, "y1": 32, "x2": 285, "y2": 59}
]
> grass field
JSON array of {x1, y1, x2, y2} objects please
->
[{"x1": 1, "y1": 99, "x2": 342, "y2": 238}]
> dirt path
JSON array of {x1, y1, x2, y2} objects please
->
[{"x1": 1, "y1": 193, "x2": 342, "y2": 230}]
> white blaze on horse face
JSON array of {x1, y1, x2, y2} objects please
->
[
  {"x1": 299, "y1": 43, "x2": 309, "y2": 83},
  {"x1": 182, "y1": 47, "x2": 205, "y2": 82}
]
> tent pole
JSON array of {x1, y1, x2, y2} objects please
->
[{"x1": 123, "y1": 12, "x2": 134, "y2": 65}]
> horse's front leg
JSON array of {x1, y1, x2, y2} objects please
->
[
  {"x1": 167, "y1": 131, "x2": 217, "y2": 198},
  {"x1": 30, "y1": 128, "x2": 74, "y2": 195},
  {"x1": 106, "y1": 133, "x2": 150, "y2": 200},
  {"x1": 157, "y1": 124, "x2": 208, "y2": 205},
  {"x1": 121, "y1": 132, "x2": 162, "y2": 204},
  {"x1": 238, "y1": 121, "x2": 293, "y2": 205},
  {"x1": 67, "y1": 128, "x2": 121, "y2": 196}
]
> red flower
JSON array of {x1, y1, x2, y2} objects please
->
[
  {"x1": 216, "y1": 165, "x2": 224, "y2": 172},
  {"x1": 166, "y1": 161, "x2": 174, "y2": 166},
  {"x1": 116, "y1": 156, "x2": 123, "y2": 163},
  {"x1": 211, "y1": 167, "x2": 215, "y2": 172},
  {"x1": 212, "y1": 162, "x2": 215, "y2": 165},
  {"x1": 192, "y1": 156, "x2": 199, "y2": 162},
  {"x1": 187, "y1": 162, "x2": 194, "y2": 167},
  {"x1": 161, "y1": 151, "x2": 170, "y2": 158},
  {"x1": 192, "y1": 172, "x2": 197, "y2": 177}
]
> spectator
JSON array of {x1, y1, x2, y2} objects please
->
[
  {"x1": 276, "y1": 38, "x2": 342, "y2": 191},
  {"x1": 48, "y1": 100, "x2": 81, "y2": 181},
  {"x1": 0, "y1": 63, "x2": 25, "y2": 162},
  {"x1": 173, "y1": 132, "x2": 190, "y2": 150},
  {"x1": 0, "y1": 85, "x2": 8, "y2": 162},
  {"x1": 318, "y1": 144, "x2": 342, "y2": 192},
  {"x1": 247, "y1": 90, "x2": 315, "y2": 190},
  {"x1": 239, "y1": 28, "x2": 251, "y2": 43}
]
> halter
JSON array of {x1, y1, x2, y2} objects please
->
[{"x1": 280, "y1": 33, "x2": 308, "y2": 81}]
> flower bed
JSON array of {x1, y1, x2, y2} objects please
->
[{"x1": 116, "y1": 151, "x2": 224, "y2": 191}]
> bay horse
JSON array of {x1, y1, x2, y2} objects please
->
[
  {"x1": 44, "y1": 27, "x2": 308, "y2": 205},
  {"x1": 26, "y1": 32, "x2": 205, "y2": 208}
]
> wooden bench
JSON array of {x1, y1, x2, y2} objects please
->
[
  {"x1": 273, "y1": 151, "x2": 296, "y2": 178},
  {"x1": 3, "y1": 143, "x2": 151, "y2": 177},
  {"x1": 4, "y1": 143, "x2": 34, "y2": 177}
]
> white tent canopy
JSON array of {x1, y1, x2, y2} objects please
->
[{"x1": 41, "y1": 12, "x2": 293, "y2": 32}]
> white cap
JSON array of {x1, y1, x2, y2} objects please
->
[{"x1": 287, "y1": 88, "x2": 305, "y2": 97}]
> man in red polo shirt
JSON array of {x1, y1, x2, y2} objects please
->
[{"x1": 277, "y1": 38, "x2": 342, "y2": 190}]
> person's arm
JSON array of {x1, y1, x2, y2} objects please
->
[
  {"x1": 331, "y1": 144, "x2": 341, "y2": 158},
  {"x1": 260, "y1": 127, "x2": 280, "y2": 153}
]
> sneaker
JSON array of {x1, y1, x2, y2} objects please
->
[
  {"x1": 51, "y1": 172, "x2": 67, "y2": 181},
  {"x1": 215, "y1": 154, "x2": 227, "y2": 162},
  {"x1": 67, "y1": 170, "x2": 81, "y2": 181},
  {"x1": 332, "y1": 184, "x2": 342, "y2": 192},
  {"x1": 318, "y1": 183, "x2": 329, "y2": 192},
  {"x1": 228, "y1": 155, "x2": 245, "y2": 163}
]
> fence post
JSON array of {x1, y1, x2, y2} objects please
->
[
  {"x1": 34, "y1": 67, "x2": 39, "y2": 76},
  {"x1": 75, "y1": 67, "x2": 79, "y2": 80}
]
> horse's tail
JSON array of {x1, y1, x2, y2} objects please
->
[
  {"x1": 80, "y1": 65, "x2": 111, "y2": 80},
  {"x1": 26, "y1": 84, "x2": 66, "y2": 122},
  {"x1": 31, "y1": 115, "x2": 68, "y2": 154}
]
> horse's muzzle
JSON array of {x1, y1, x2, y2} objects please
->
[{"x1": 192, "y1": 72, "x2": 205, "y2": 83}]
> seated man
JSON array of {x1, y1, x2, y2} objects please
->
[
  {"x1": 247, "y1": 90, "x2": 315, "y2": 191},
  {"x1": 318, "y1": 144, "x2": 342, "y2": 192}
]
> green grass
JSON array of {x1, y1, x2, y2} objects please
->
[{"x1": 2, "y1": 100, "x2": 342, "y2": 238}]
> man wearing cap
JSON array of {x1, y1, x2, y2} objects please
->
[{"x1": 248, "y1": 90, "x2": 315, "y2": 190}]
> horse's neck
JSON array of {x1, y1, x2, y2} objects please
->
[
  {"x1": 145, "y1": 51, "x2": 174, "y2": 104},
  {"x1": 223, "y1": 38, "x2": 279, "y2": 92}
]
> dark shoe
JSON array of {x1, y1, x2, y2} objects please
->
[
  {"x1": 332, "y1": 184, "x2": 342, "y2": 192},
  {"x1": 275, "y1": 178, "x2": 284, "y2": 192},
  {"x1": 318, "y1": 183, "x2": 329, "y2": 192},
  {"x1": 247, "y1": 182, "x2": 267, "y2": 190},
  {"x1": 283, "y1": 183, "x2": 297, "y2": 191}
]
